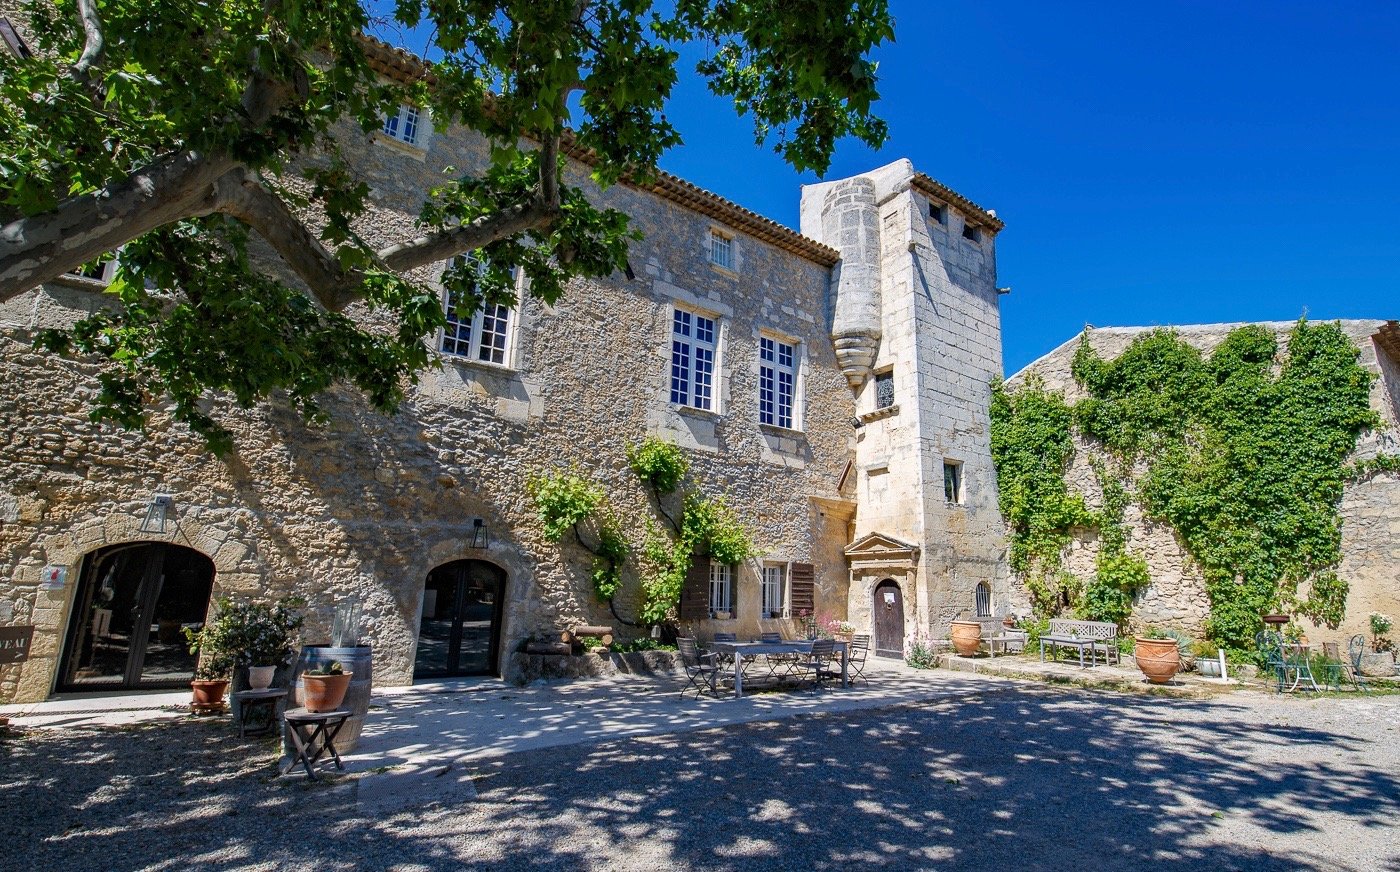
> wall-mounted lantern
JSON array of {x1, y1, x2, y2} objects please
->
[
  {"x1": 468, "y1": 517, "x2": 489, "y2": 549},
  {"x1": 139, "y1": 494, "x2": 174, "y2": 534}
]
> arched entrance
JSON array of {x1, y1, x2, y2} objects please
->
[
  {"x1": 872, "y1": 578, "x2": 905, "y2": 659},
  {"x1": 58, "y1": 542, "x2": 215, "y2": 691},
  {"x1": 414, "y1": 559, "x2": 506, "y2": 678}
]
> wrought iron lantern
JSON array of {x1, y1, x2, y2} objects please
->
[
  {"x1": 468, "y1": 517, "x2": 489, "y2": 549},
  {"x1": 138, "y1": 494, "x2": 174, "y2": 533}
]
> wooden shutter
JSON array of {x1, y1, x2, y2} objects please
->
[
  {"x1": 790, "y1": 562, "x2": 815, "y2": 614},
  {"x1": 679, "y1": 557, "x2": 710, "y2": 621}
]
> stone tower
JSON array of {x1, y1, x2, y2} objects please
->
[{"x1": 801, "y1": 159, "x2": 1011, "y2": 644}]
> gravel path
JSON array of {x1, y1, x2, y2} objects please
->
[{"x1": 2, "y1": 684, "x2": 1397, "y2": 871}]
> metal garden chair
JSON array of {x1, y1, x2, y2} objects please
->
[
  {"x1": 760, "y1": 631, "x2": 799, "y2": 682},
  {"x1": 795, "y1": 638, "x2": 840, "y2": 693},
  {"x1": 677, "y1": 637, "x2": 725, "y2": 700},
  {"x1": 1347, "y1": 634, "x2": 1371, "y2": 692},
  {"x1": 847, "y1": 634, "x2": 871, "y2": 684}
]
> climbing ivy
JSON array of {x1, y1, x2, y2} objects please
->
[
  {"x1": 989, "y1": 376, "x2": 1094, "y2": 613},
  {"x1": 1078, "y1": 468, "x2": 1151, "y2": 626},
  {"x1": 529, "y1": 438, "x2": 754, "y2": 626},
  {"x1": 992, "y1": 320, "x2": 1379, "y2": 655}
]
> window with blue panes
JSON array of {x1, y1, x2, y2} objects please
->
[
  {"x1": 670, "y1": 309, "x2": 716, "y2": 410},
  {"x1": 383, "y1": 104, "x2": 423, "y2": 147},
  {"x1": 759, "y1": 336, "x2": 797, "y2": 429},
  {"x1": 440, "y1": 255, "x2": 514, "y2": 366}
]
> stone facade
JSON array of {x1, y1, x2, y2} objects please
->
[
  {"x1": 802, "y1": 161, "x2": 1011, "y2": 644},
  {"x1": 0, "y1": 52, "x2": 1013, "y2": 700},
  {"x1": 1009, "y1": 320, "x2": 1400, "y2": 641}
]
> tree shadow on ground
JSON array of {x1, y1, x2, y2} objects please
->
[{"x1": 2, "y1": 685, "x2": 1397, "y2": 871}]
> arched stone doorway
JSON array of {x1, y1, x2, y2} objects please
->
[
  {"x1": 872, "y1": 578, "x2": 905, "y2": 659},
  {"x1": 58, "y1": 542, "x2": 216, "y2": 692},
  {"x1": 414, "y1": 559, "x2": 506, "y2": 678}
]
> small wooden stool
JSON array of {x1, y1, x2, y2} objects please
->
[
  {"x1": 281, "y1": 708, "x2": 351, "y2": 780},
  {"x1": 233, "y1": 688, "x2": 287, "y2": 738}
]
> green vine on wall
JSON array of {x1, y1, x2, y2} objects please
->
[
  {"x1": 529, "y1": 438, "x2": 755, "y2": 627},
  {"x1": 992, "y1": 320, "x2": 1378, "y2": 654}
]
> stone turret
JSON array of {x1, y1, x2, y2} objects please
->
[{"x1": 801, "y1": 176, "x2": 881, "y2": 388}]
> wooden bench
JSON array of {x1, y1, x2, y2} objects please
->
[{"x1": 1039, "y1": 619, "x2": 1119, "y2": 668}]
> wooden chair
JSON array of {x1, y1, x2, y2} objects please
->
[{"x1": 678, "y1": 637, "x2": 725, "y2": 700}]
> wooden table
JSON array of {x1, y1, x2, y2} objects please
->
[
  {"x1": 233, "y1": 688, "x2": 287, "y2": 738},
  {"x1": 282, "y1": 708, "x2": 350, "y2": 780},
  {"x1": 710, "y1": 640, "x2": 848, "y2": 698}
]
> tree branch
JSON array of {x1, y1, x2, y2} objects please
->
[
  {"x1": 216, "y1": 170, "x2": 360, "y2": 310},
  {"x1": 71, "y1": 0, "x2": 104, "y2": 78},
  {"x1": 0, "y1": 150, "x2": 238, "y2": 302},
  {"x1": 376, "y1": 198, "x2": 557, "y2": 274}
]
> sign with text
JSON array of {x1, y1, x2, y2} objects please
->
[{"x1": 0, "y1": 626, "x2": 34, "y2": 664}]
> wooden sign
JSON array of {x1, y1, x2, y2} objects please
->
[{"x1": 0, "y1": 626, "x2": 34, "y2": 664}]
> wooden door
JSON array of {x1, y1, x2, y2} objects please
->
[{"x1": 872, "y1": 579, "x2": 905, "y2": 658}]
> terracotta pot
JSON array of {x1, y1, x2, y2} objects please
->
[
  {"x1": 950, "y1": 621, "x2": 982, "y2": 657},
  {"x1": 248, "y1": 665, "x2": 276, "y2": 690},
  {"x1": 302, "y1": 672, "x2": 353, "y2": 712},
  {"x1": 190, "y1": 679, "x2": 229, "y2": 707},
  {"x1": 1134, "y1": 638, "x2": 1181, "y2": 684}
]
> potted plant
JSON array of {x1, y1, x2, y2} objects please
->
[
  {"x1": 184, "y1": 611, "x2": 237, "y2": 709},
  {"x1": 1358, "y1": 612, "x2": 1397, "y2": 676},
  {"x1": 1192, "y1": 639, "x2": 1222, "y2": 677},
  {"x1": 1134, "y1": 628, "x2": 1181, "y2": 684},
  {"x1": 949, "y1": 619, "x2": 982, "y2": 657},
  {"x1": 302, "y1": 661, "x2": 353, "y2": 712}
]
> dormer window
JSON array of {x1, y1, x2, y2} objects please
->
[{"x1": 383, "y1": 104, "x2": 424, "y2": 147}]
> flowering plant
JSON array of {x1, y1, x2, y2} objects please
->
[
  {"x1": 824, "y1": 617, "x2": 855, "y2": 635},
  {"x1": 905, "y1": 629, "x2": 940, "y2": 669},
  {"x1": 185, "y1": 596, "x2": 306, "y2": 669}
]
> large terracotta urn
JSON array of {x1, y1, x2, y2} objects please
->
[
  {"x1": 1134, "y1": 638, "x2": 1181, "y2": 684},
  {"x1": 950, "y1": 621, "x2": 982, "y2": 657}
]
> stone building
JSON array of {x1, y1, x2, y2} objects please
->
[
  {"x1": 0, "y1": 35, "x2": 1012, "y2": 703},
  {"x1": 1007, "y1": 320, "x2": 1400, "y2": 642}
]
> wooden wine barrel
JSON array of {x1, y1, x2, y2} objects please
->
[{"x1": 284, "y1": 644, "x2": 373, "y2": 754}]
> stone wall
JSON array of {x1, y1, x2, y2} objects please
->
[
  {"x1": 0, "y1": 112, "x2": 857, "y2": 702},
  {"x1": 1009, "y1": 320, "x2": 1400, "y2": 642}
]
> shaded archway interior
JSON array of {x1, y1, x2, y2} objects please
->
[
  {"x1": 58, "y1": 542, "x2": 216, "y2": 692},
  {"x1": 415, "y1": 559, "x2": 506, "y2": 678}
]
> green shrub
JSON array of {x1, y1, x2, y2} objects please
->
[{"x1": 627, "y1": 437, "x2": 689, "y2": 494}]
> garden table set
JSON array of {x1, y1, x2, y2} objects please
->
[
  {"x1": 678, "y1": 635, "x2": 867, "y2": 700},
  {"x1": 709, "y1": 639, "x2": 851, "y2": 698}
]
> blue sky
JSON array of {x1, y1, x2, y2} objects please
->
[{"x1": 375, "y1": 2, "x2": 1400, "y2": 374}]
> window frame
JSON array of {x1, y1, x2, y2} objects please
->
[
  {"x1": 708, "y1": 561, "x2": 734, "y2": 618},
  {"x1": 943, "y1": 459, "x2": 964, "y2": 505},
  {"x1": 438, "y1": 255, "x2": 519, "y2": 368},
  {"x1": 873, "y1": 370, "x2": 895, "y2": 410},
  {"x1": 761, "y1": 562, "x2": 789, "y2": 619},
  {"x1": 708, "y1": 229, "x2": 734, "y2": 271},
  {"x1": 758, "y1": 334, "x2": 801, "y2": 430},
  {"x1": 669, "y1": 306, "x2": 720, "y2": 412},
  {"x1": 382, "y1": 103, "x2": 429, "y2": 148}
]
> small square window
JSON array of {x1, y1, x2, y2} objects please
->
[
  {"x1": 929, "y1": 202, "x2": 945, "y2": 225},
  {"x1": 709, "y1": 231, "x2": 733, "y2": 270},
  {"x1": 962, "y1": 222, "x2": 982, "y2": 243},
  {"x1": 874, "y1": 371, "x2": 894, "y2": 409},
  {"x1": 944, "y1": 460, "x2": 964, "y2": 504}
]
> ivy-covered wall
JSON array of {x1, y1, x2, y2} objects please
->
[{"x1": 996, "y1": 319, "x2": 1400, "y2": 654}]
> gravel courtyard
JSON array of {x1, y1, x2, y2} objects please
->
[{"x1": 2, "y1": 683, "x2": 1397, "y2": 871}]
